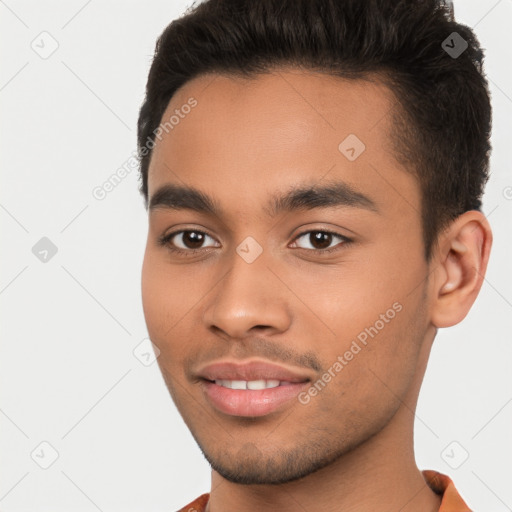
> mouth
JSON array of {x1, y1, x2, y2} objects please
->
[
  {"x1": 195, "y1": 360, "x2": 313, "y2": 417},
  {"x1": 211, "y1": 379, "x2": 301, "y2": 390},
  {"x1": 199, "y1": 379, "x2": 310, "y2": 417}
]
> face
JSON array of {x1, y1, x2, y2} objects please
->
[{"x1": 141, "y1": 69, "x2": 433, "y2": 484}]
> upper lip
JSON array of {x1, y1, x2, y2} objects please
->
[{"x1": 196, "y1": 359, "x2": 313, "y2": 383}]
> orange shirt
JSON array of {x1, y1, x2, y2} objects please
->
[{"x1": 177, "y1": 470, "x2": 471, "y2": 512}]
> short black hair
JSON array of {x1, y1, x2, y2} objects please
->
[{"x1": 137, "y1": 0, "x2": 492, "y2": 260}]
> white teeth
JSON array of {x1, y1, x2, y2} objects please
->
[
  {"x1": 247, "y1": 380, "x2": 267, "y2": 390},
  {"x1": 231, "y1": 380, "x2": 247, "y2": 390},
  {"x1": 214, "y1": 379, "x2": 285, "y2": 389}
]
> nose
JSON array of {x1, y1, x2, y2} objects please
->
[{"x1": 202, "y1": 247, "x2": 292, "y2": 340}]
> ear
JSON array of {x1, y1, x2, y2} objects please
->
[{"x1": 430, "y1": 210, "x2": 492, "y2": 328}]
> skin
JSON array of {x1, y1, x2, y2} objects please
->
[{"x1": 141, "y1": 69, "x2": 492, "y2": 512}]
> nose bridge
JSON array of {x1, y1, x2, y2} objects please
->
[{"x1": 203, "y1": 239, "x2": 291, "y2": 337}]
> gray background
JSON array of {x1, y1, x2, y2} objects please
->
[{"x1": 1, "y1": 0, "x2": 511, "y2": 510}]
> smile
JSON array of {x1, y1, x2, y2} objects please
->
[
  {"x1": 201, "y1": 379, "x2": 310, "y2": 417},
  {"x1": 213, "y1": 379, "x2": 295, "y2": 390}
]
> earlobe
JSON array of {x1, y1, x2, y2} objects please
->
[{"x1": 431, "y1": 211, "x2": 492, "y2": 328}]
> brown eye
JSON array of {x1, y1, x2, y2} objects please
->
[
  {"x1": 160, "y1": 230, "x2": 219, "y2": 252},
  {"x1": 175, "y1": 231, "x2": 207, "y2": 249},
  {"x1": 292, "y1": 230, "x2": 349, "y2": 252},
  {"x1": 308, "y1": 232, "x2": 333, "y2": 250}
]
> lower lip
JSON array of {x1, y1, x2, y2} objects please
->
[{"x1": 201, "y1": 380, "x2": 310, "y2": 417}]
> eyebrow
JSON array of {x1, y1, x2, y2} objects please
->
[{"x1": 148, "y1": 180, "x2": 378, "y2": 217}]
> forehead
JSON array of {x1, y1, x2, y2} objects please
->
[{"x1": 147, "y1": 69, "x2": 420, "y2": 220}]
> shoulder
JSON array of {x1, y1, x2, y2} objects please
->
[
  {"x1": 176, "y1": 492, "x2": 210, "y2": 512},
  {"x1": 422, "y1": 470, "x2": 472, "y2": 511}
]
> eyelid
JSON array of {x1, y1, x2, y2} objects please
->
[
  {"x1": 159, "y1": 226, "x2": 352, "y2": 255},
  {"x1": 158, "y1": 228, "x2": 219, "y2": 250},
  {"x1": 290, "y1": 229, "x2": 351, "y2": 251}
]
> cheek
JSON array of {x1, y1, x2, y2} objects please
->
[
  {"x1": 141, "y1": 253, "x2": 165, "y2": 333},
  {"x1": 294, "y1": 257, "x2": 426, "y2": 395},
  {"x1": 300, "y1": 303, "x2": 425, "y2": 439},
  {"x1": 142, "y1": 247, "x2": 197, "y2": 330},
  {"x1": 290, "y1": 261, "x2": 411, "y2": 353},
  {"x1": 141, "y1": 250, "x2": 184, "y2": 358}
]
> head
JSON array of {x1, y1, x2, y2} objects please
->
[{"x1": 138, "y1": 0, "x2": 492, "y2": 485}]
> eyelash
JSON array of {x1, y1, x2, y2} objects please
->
[{"x1": 157, "y1": 228, "x2": 352, "y2": 257}]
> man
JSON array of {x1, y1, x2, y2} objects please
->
[{"x1": 137, "y1": 0, "x2": 492, "y2": 510}]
